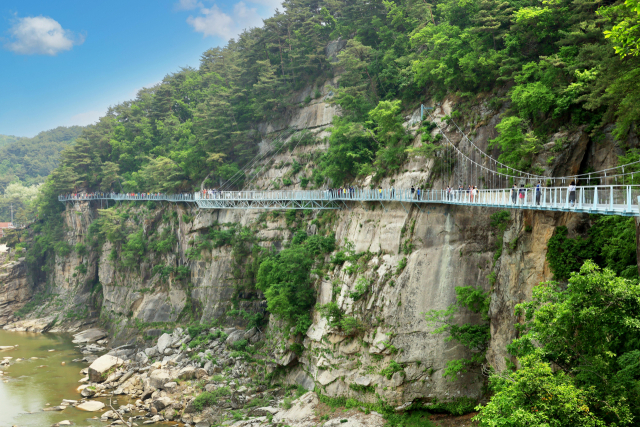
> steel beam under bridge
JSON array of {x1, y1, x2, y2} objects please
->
[{"x1": 195, "y1": 199, "x2": 342, "y2": 210}]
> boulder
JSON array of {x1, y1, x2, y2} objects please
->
[
  {"x1": 81, "y1": 387, "x2": 96, "y2": 398},
  {"x1": 136, "y1": 352, "x2": 149, "y2": 365},
  {"x1": 163, "y1": 381, "x2": 177, "y2": 391},
  {"x1": 157, "y1": 333, "x2": 173, "y2": 354},
  {"x1": 177, "y1": 366, "x2": 196, "y2": 380},
  {"x1": 144, "y1": 346, "x2": 158, "y2": 357},
  {"x1": 225, "y1": 329, "x2": 245, "y2": 346},
  {"x1": 0, "y1": 346, "x2": 15, "y2": 350},
  {"x1": 354, "y1": 375, "x2": 372, "y2": 387},
  {"x1": 243, "y1": 327, "x2": 257, "y2": 340},
  {"x1": 88, "y1": 355, "x2": 124, "y2": 383},
  {"x1": 84, "y1": 344, "x2": 105, "y2": 353},
  {"x1": 249, "y1": 406, "x2": 280, "y2": 417},
  {"x1": 389, "y1": 371, "x2": 404, "y2": 388},
  {"x1": 76, "y1": 400, "x2": 105, "y2": 411},
  {"x1": 195, "y1": 368, "x2": 208, "y2": 379},
  {"x1": 149, "y1": 369, "x2": 172, "y2": 389},
  {"x1": 152, "y1": 396, "x2": 174, "y2": 410},
  {"x1": 72, "y1": 329, "x2": 107, "y2": 344}
]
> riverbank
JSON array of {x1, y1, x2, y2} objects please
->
[{"x1": 1, "y1": 326, "x2": 480, "y2": 427}]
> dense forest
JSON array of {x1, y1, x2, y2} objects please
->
[
  {"x1": 20, "y1": 0, "x2": 640, "y2": 425},
  {"x1": 0, "y1": 126, "x2": 83, "y2": 222},
  {"x1": 0, "y1": 134, "x2": 22, "y2": 147},
  {"x1": 0, "y1": 126, "x2": 84, "y2": 190}
]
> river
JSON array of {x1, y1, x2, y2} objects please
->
[{"x1": 0, "y1": 329, "x2": 165, "y2": 427}]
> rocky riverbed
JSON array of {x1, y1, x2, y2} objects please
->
[{"x1": 65, "y1": 326, "x2": 391, "y2": 427}]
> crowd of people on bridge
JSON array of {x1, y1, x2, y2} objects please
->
[{"x1": 60, "y1": 191, "x2": 193, "y2": 200}]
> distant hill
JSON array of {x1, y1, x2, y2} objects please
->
[
  {"x1": 0, "y1": 134, "x2": 22, "y2": 148},
  {"x1": 0, "y1": 126, "x2": 84, "y2": 191}
]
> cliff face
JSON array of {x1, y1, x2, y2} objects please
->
[
  {"x1": 0, "y1": 86, "x2": 626, "y2": 405},
  {"x1": 0, "y1": 250, "x2": 29, "y2": 326}
]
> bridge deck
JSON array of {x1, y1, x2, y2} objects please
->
[{"x1": 58, "y1": 185, "x2": 640, "y2": 217}]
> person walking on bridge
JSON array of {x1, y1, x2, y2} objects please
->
[
  {"x1": 411, "y1": 185, "x2": 415, "y2": 199},
  {"x1": 379, "y1": 186, "x2": 383, "y2": 199},
  {"x1": 535, "y1": 181, "x2": 541, "y2": 205},
  {"x1": 519, "y1": 184, "x2": 526, "y2": 205},
  {"x1": 568, "y1": 181, "x2": 576, "y2": 207},
  {"x1": 511, "y1": 184, "x2": 517, "y2": 204}
]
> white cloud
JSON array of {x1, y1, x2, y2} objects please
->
[
  {"x1": 174, "y1": 0, "x2": 203, "y2": 11},
  {"x1": 187, "y1": 5, "x2": 237, "y2": 39},
  {"x1": 185, "y1": 0, "x2": 282, "y2": 40},
  {"x1": 67, "y1": 110, "x2": 102, "y2": 127},
  {"x1": 4, "y1": 15, "x2": 84, "y2": 56}
]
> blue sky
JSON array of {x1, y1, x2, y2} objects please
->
[{"x1": 0, "y1": 0, "x2": 282, "y2": 137}]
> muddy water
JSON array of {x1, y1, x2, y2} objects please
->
[{"x1": 0, "y1": 330, "x2": 163, "y2": 427}]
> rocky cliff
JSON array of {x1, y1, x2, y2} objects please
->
[{"x1": 0, "y1": 86, "x2": 627, "y2": 408}]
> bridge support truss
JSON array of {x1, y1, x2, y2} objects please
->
[{"x1": 195, "y1": 199, "x2": 342, "y2": 210}]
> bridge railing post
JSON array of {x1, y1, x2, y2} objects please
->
[{"x1": 610, "y1": 185, "x2": 614, "y2": 211}]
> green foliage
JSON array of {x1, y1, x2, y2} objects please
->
[
  {"x1": 604, "y1": 0, "x2": 640, "y2": 58},
  {"x1": 209, "y1": 225, "x2": 237, "y2": 248},
  {"x1": 340, "y1": 316, "x2": 364, "y2": 335},
  {"x1": 425, "y1": 286, "x2": 490, "y2": 380},
  {"x1": 54, "y1": 241, "x2": 72, "y2": 257},
  {"x1": 121, "y1": 229, "x2": 146, "y2": 268},
  {"x1": 256, "y1": 233, "x2": 335, "y2": 336},
  {"x1": 477, "y1": 261, "x2": 640, "y2": 426},
  {"x1": 489, "y1": 116, "x2": 541, "y2": 172},
  {"x1": 317, "y1": 301, "x2": 343, "y2": 328},
  {"x1": 231, "y1": 339, "x2": 248, "y2": 352},
  {"x1": 75, "y1": 263, "x2": 87, "y2": 275},
  {"x1": 425, "y1": 397, "x2": 478, "y2": 416},
  {"x1": 490, "y1": 210, "x2": 510, "y2": 261},
  {"x1": 380, "y1": 360, "x2": 404, "y2": 379},
  {"x1": 396, "y1": 257, "x2": 407, "y2": 274},
  {"x1": 14, "y1": 291, "x2": 48, "y2": 318},
  {"x1": 348, "y1": 277, "x2": 370, "y2": 301},
  {"x1": 0, "y1": 126, "x2": 83, "y2": 192},
  {"x1": 149, "y1": 228, "x2": 177, "y2": 253},
  {"x1": 547, "y1": 216, "x2": 638, "y2": 281},
  {"x1": 74, "y1": 243, "x2": 87, "y2": 256},
  {"x1": 191, "y1": 387, "x2": 231, "y2": 412}
]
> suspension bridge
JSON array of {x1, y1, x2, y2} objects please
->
[{"x1": 57, "y1": 105, "x2": 640, "y2": 217}]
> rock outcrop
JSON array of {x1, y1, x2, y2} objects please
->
[{"x1": 0, "y1": 251, "x2": 30, "y2": 326}]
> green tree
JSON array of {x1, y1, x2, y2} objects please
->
[
  {"x1": 489, "y1": 116, "x2": 541, "y2": 172},
  {"x1": 604, "y1": 0, "x2": 640, "y2": 58},
  {"x1": 477, "y1": 262, "x2": 640, "y2": 426},
  {"x1": 256, "y1": 245, "x2": 315, "y2": 335}
]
